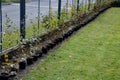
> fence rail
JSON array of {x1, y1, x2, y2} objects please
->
[{"x1": 0, "y1": 0, "x2": 117, "y2": 55}]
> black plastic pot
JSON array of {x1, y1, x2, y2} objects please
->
[
  {"x1": 53, "y1": 39, "x2": 58, "y2": 45},
  {"x1": 32, "y1": 42, "x2": 36, "y2": 46},
  {"x1": 63, "y1": 33, "x2": 68, "y2": 39},
  {"x1": 41, "y1": 47, "x2": 47, "y2": 54},
  {"x1": 48, "y1": 43, "x2": 55, "y2": 49},
  {"x1": 72, "y1": 27, "x2": 76, "y2": 31},
  {"x1": 52, "y1": 42, "x2": 56, "y2": 47},
  {"x1": 38, "y1": 52, "x2": 42, "y2": 57},
  {"x1": 0, "y1": 72, "x2": 10, "y2": 80},
  {"x1": 19, "y1": 60, "x2": 26, "y2": 70},
  {"x1": 80, "y1": 23, "x2": 85, "y2": 27},
  {"x1": 62, "y1": 35, "x2": 65, "y2": 40},
  {"x1": 71, "y1": 28, "x2": 74, "y2": 33},
  {"x1": 67, "y1": 32, "x2": 71, "y2": 37},
  {"x1": 23, "y1": 42, "x2": 31, "y2": 48},
  {"x1": 57, "y1": 38, "x2": 63, "y2": 43},
  {"x1": 9, "y1": 71, "x2": 17, "y2": 78},
  {"x1": 10, "y1": 66, "x2": 18, "y2": 73},
  {"x1": 68, "y1": 31, "x2": 72, "y2": 36},
  {"x1": 73, "y1": 28, "x2": 77, "y2": 31},
  {"x1": 32, "y1": 55, "x2": 38, "y2": 61},
  {"x1": 55, "y1": 38, "x2": 60, "y2": 44},
  {"x1": 26, "y1": 57, "x2": 33, "y2": 65},
  {"x1": 49, "y1": 41, "x2": 56, "y2": 48},
  {"x1": 35, "y1": 50, "x2": 42, "y2": 58},
  {"x1": 46, "y1": 44, "x2": 51, "y2": 51},
  {"x1": 53, "y1": 39, "x2": 59, "y2": 45}
]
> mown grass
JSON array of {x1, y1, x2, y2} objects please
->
[{"x1": 22, "y1": 7, "x2": 120, "y2": 80}]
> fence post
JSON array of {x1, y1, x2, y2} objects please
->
[
  {"x1": 0, "y1": 0, "x2": 2, "y2": 54},
  {"x1": 66, "y1": 0, "x2": 69, "y2": 19},
  {"x1": 92, "y1": 0, "x2": 94, "y2": 9},
  {"x1": 49, "y1": 0, "x2": 51, "y2": 28},
  {"x1": 88, "y1": 0, "x2": 90, "y2": 11},
  {"x1": 81, "y1": 0, "x2": 84, "y2": 11},
  {"x1": 58, "y1": 0, "x2": 61, "y2": 20},
  {"x1": 38, "y1": 0, "x2": 40, "y2": 33},
  {"x1": 20, "y1": 0, "x2": 26, "y2": 42},
  {"x1": 66, "y1": 0, "x2": 69, "y2": 13},
  {"x1": 49, "y1": 0, "x2": 51, "y2": 17},
  {"x1": 77, "y1": 0, "x2": 79, "y2": 12},
  {"x1": 85, "y1": 0, "x2": 87, "y2": 13},
  {"x1": 72, "y1": 0, "x2": 74, "y2": 5}
]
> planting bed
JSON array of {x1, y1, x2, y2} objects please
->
[
  {"x1": 22, "y1": 7, "x2": 120, "y2": 80},
  {"x1": 0, "y1": 1, "x2": 117, "y2": 80}
]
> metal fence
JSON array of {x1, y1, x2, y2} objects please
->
[{"x1": 0, "y1": 0, "x2": 116, "y2": 54}]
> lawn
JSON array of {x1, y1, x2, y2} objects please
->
[{"x1": 22, "y1": 8, "x2": 120, "y2": 80}]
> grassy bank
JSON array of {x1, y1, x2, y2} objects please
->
[{"x1": 22, "y1": 7, "x2": 120, "y2": 80}]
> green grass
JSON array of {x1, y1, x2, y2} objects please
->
[{"x1": 22, "y1": 7, "x2": 120, "y2": 80}]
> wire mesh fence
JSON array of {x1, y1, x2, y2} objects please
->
[{"x1": 0, "y1": 0, "x2": 116, "y2": 54}]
